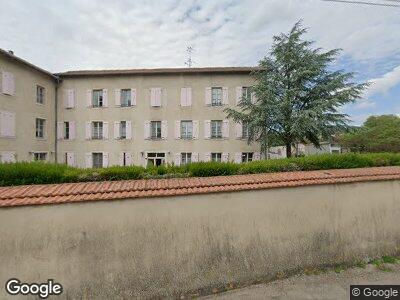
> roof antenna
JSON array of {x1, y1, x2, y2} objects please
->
[{"x1": 185, "y1": 46, "x2": 194, "y2": 68}]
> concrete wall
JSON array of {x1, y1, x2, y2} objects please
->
[
  {"x1": 0, "y1": 54, "x2": 56, "y2": 162},
  {"x1": 1, "y1": 180, "x2": 399, "y2": 299}
]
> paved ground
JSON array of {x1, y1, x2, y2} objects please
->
[{"x1": 201, "y1": 264, "x2": 400, "y2": 300}]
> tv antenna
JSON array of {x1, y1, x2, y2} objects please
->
[{"x1": 185, "y1": 46, "x2": 194, "y2": 68}]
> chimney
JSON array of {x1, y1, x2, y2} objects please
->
[{"x1": 8, "y1": 50, "x2": 14, "y2": 55}]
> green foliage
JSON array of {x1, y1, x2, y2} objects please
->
[
  {"x1": 338, "y1": 115, "x2": 400, "y2": 153},
  {"x1": 0, "y1": 153, "x2": 399, "y2": 186},
  {"x1": 225, "y1": 21, "x2": 368, "y2": 157}
]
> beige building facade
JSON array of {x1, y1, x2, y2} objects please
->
[{"x1": 1, "y1": 49, "x2": 261, "y2": 168}]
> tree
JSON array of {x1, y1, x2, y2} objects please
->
[
  {"x1": 225, "y1": 21, "x2": 368, "y2": 158},
  {"x1": 338, "y1": 115, "x2": 400, "y2": 152}
]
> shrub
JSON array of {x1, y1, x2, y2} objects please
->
[{"x1": 188, "y1": 162, "x2": 240, "y2": 177}]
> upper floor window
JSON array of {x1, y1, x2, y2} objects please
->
[
  {"x1": 35, "y1": 118, "x2": 45, "y2": 139},
  {"x1": 92, "y1": 121, "x2": 103, "y2": 139},
  {"x1": 64, "y1": 121, "x2": 70, "y2": 139},
  {"x1": 211, "y1": 152, "x2": 222, "y2": 162},
  {"x1": 121, "y1": 89, "x2": 131, "y2": 107},
  {"x1": 34, "y1": 152, "x2": 47, "y2": 161},
  {"x1": 92, "y1": 90, "x2": 103, "y2": 107},
  {"x1": 120, "y1": 121, "x2": 127, "y2": 139},
  {"x1": 181, "y1": 152, "x2": 192, "y2": 165},
  {"x1": 36, "y1": 85, "x2": 45, "y2": 104},
  {"x1": 211, "y1": 120, "x2": 222, "y2": 139},
  {"x1": 242, "y1": 122, "x2": 250, "y2": 139},
  {"x1": 242, "y1": 87, "x2": 251, "y2": 102},
  {"x1": 151, "y1": 121, "x2": 162, "y2": 139},
  {"x1": 211, "y1": 87, "x2": 222, "y2": 106},
  {"x1": 242, "y1": 152, "x2": 253, "y2": 163},
  {"x1": 180, "y1": 120, "x2": 193, "y2": 139}
]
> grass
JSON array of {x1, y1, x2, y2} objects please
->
[{"x1": 0, "y1": 152, "x2": 399, "y2": 187}]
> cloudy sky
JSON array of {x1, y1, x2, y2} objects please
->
[{"x1": 1, "y1": 0, "x2": 399, "y2": 124}]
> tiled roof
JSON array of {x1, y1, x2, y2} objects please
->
[{"x1": 0, "y1": 167, "x2": 399, "y2": 208}]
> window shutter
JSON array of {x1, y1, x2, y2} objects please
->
[
  {"x1": 114, "y1": 121, "x2": 120, "y2": 139},
  {"x1": 254, "y1": 152, "x2": 261, "y2": 161},
  {"x1": 192, "y1": 152, "x2": 199, "y2": 163},
  {"x1": 0, "y1": 111, "x2": 15, "y2": 137},
  {"x1": 85, "y1": 153, "x2": 92, "y2": 168},
  {"x1": 193, "y1": 120, "x2": 199, "y2": 139},
  {"x1": 175, "y1": 120, "x2": 181, "y2": 139},
  {"x1": 126, "y1": 152, "x2": 133, "y2": 166},
  {"x1": 236, "y1": 87, "x2": 242, "y2": 105},
  {"x1": 103, "y1": 89, "x2": 108, "y2": 107},
  {"x1": 86, "y1": 90, "x2": 92, "y2": 107},
  {"x1": 1, "y1": 151, "x2": 16, "y2": 163},
  {"x1": 156, "y1": 88, "x2": 162, "y2": 106},
  {"x1": 67, "y1": 89, "x2": 75, "y2": 108},
  {"x1": 102, "y1": 152, "x2": 109, "y2": 168},
  {"x1": 64, "y1": 90, "x2": 69, "y2": 108},
  {"x1": 1, "y1": 71, "x2": 15, "y2": 95},
  {"x1": 251, "y1": 92, "x2": 257, "y2": 104},
  {"x1": 144, "y1": 121, "x2": 150, "y2": 139},
  {"x1": 161, "y1": 120, "x2": 168, "y2": 139},
  {"x1": 115, "y1": 89, "x2": 121, "y2": 106},
  {"x1": 67, "y1": 152, "x2": 76, "y2": 167},
  {"x1": 204, "y1": 120, "x2": 211, "y2": 139},
  {"x1": 150, "y1": 88, "x2": 156, "y2": 106},
  {"x1": 222, "y1": 120, "x2": 229, "y2": 138},
  {"x1": 118, "y1": 152, "x2": 124, "y2": 166},
  {"x1": 205, "y1": 87, "x2": 211, "y2": 105},
  {"x1": 222, "y1": 87, "x2": 229, "y2": 105},
  {"x1": 204, "y1": 152, "x2": 211, "y2": 162},
  {"x1": 235, "y1": 122, "x2": 243, "y2": 139},
  {"x1": 174, "y1": 153, "x2": 181, "y2": 166},
  {"x1": 131, "y1": 89, "x2": 137, "y2": 106},
  {"x1": 85, "y1": 121, "x2": 91, "y2": 139},
  {"x1": 234, "y1": 152, "x2": 242, "y2": 164},
  {"x1": 186, "y1": 87, "x2": 192, "y2": 106},
  {"x1": 103, "y1": 122, "x2": 109, "y2": 139},
  {"x1": 126, "y1": 121, "x2": 132, "y2": 140},
  {"x1": 69, "y1": 121, "x2": 76, "y2": 140},
  {"x1": 180, "y1": 88, "x2": 187, "y2": 106},
  {"x1": 151, "y1": 88, "x2": 162, "y2": 107},
  {"x1": 57, "y1": 122, "x2": 63, "y2": 139},
  {"x1": 222, "y1": 152, "x2": 229, "y2": 162}
]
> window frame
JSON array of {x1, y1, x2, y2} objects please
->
[
  {"x1": 211, "y1": 152, "x2": 222, "y2": 162},
  {"x1": 35, "y1": 118, "x2": 45, "y2": 139},
  {"x1": 92, "y1": 121, "x2": 103, "y2": 140},
  {"x1": 120, "y1": 121, "x2": 127, "y2": 139},
  {"x1": 36, "y1": 85, "x2": 45, "y2": 105},
  {"x1": 120, "y1": 89, "x2": 132, "y2": 107},
  {"x1": 241, "y1": 152, "x2": 253, "y2": 163},
  {"x1": 64, "y1": 121, "x2": 70, "y2": 139},
  {"x1": 34, "y1": 152, "x2": 47, "y2": 161},
  {"x1": 211, "y1": 87, "x2": 223, "y2": 106},
  {"x1": 181, "y1": 152, "x2": 192, "y2": 165},
  {"x1": 211, "y1": 120, "x2": 222, "y2": 139},
  {"x1": 150, "y1": 121, "x2": 162, "y2": 139},
  {"x1": 92, "y1": 89, "x2": 103, "y2": 108},
  {"x1": 92, "y1": 152, "x2": 103, "y2": 168},
  {"x1": 180, "y1": 120, "x2": 193, "y2": 140}
]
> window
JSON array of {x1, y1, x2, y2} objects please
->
[
  {"x1": 211, "y1": 87, "x2": 222, "y2": 106},
  {"x1": 92, "y1": 121, "x2": 103, "y2": 139},
  {"x1": 211, "y1": 153, "x2": 222, "y2": 162},
  {"x1": 147, "y1": 152, "x2": 165, "y2": 167},
  {"x1": 92, "y1": 153, "x2": 103, "y2": 168},
  {"x1": 92, "y1": 90, "x2": 103, "y2": 107},
  {"x1": 181, "y1": 153, "x2": 192, "y2": 165},
  {"x1": 242, "y1": 122, "x2": 249, "y2": 139},
  {"x1": 35, "y1": 118, "x2": 45, "y2": 139},
  {"x1": 151, "y1": 121, "x2": 162, "y2": 139},
  {"x1": 34, "y1": 152, "x2": 47, "y2": 161},
  {"x1": 121, "y1": 89, "x2": 131, "y2": 107},
  {"x1": 120, "y1": 121, "x2": 127, "y2": 139},
  {"x1": 121, "y1": 152, "x2": 129, "y2": 166},
  {"x1": 242, "y1": 87, "x2": 251, "y2": 102},
  {"x1": 36, "y1": 85, "x2": 45, "y2": 104},
  {"x1": 242, "y1": 152, "x2": 253, "y2": 163},
  {"x1": 64, "y1": 122, "x2": 70, "y2": 139},
  {"x1": 211, "y1": 120, "x2": 222, "y2": 138},
  {"x1": 180, "y1": 121, "x2": 193, "y2": 139}
]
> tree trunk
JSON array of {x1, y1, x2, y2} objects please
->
[{"x1": 286, "y1": 142, "x2": 292, "y2": 158}]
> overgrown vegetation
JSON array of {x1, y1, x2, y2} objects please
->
[{"x1": 0, "y1": 152, "x2": 399, "y2": 186}]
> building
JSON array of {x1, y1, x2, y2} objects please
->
[{"x1": 1, "y1": 49, "x2": 262, "y2": 168}]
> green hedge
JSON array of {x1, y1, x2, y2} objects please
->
[{"x1": 0, "y1": 153, "x2": 399, "y2": 187}]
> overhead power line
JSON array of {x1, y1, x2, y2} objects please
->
[{"x1": 321, "y1": 0, "x2": 400, "y2": 7}]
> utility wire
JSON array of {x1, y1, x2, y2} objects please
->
[{"x1": 321, "y1": 0, "x2": 400, "y2": 7}]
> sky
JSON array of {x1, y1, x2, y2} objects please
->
[{"x1": 0, "y1": 0, "x2": 399, "y2": 125}]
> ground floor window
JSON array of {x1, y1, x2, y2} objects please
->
[
  {"x1": 34, "y1": 152, "x2": 47, "y2": 161},
  {"x1": 147, "y1": 152, "x2": 165, "y2": 167},
  {"x1": 241, "y1": 152, "x2": 253, "y2": 163},
  {"x1": 211, "y1": 152, "x2": 222, "y2": 162},
  {"x1": 181, "y1": 152, "x2": 192, "y2": 165},
  {"x1": 92, "y1": 152, "x2": 103, "y2": 168}
]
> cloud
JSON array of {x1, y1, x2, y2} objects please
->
[{"x1": 364, "y1": 65, "x2": 400, "y2": 97}]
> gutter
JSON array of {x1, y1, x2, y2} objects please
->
[{"x1": 54, "y1": 76, "x2": 60, "y2": 163}]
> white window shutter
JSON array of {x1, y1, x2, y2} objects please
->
[
  {"x1": 204, "y1": 152, "x2": 211, "y2": 162},
  {"x1": 57, "y1": 122, "x2": 63, "y2": 139},
  {"x1": 204, "y1": 120, "x2": 211, "y2": 139},
  {"x1": 126, "y1": 121, "x2": 132, "y2": 140},
  {"x1": 118, "y1": 152, "x2": 124, "y2": 166},
  {"x1": 69, "y1": 121, "x2": 76, "y2": 140},
  {"x1": 161, "y1": 120, "x2": 168, "y2": 139},
  {"x1": 67, "y1": 89, "x2": 75, "y2": 108},
  {"x1": 234, "y1": 152, "x2": 242, "y2": 164},
  {"x1": 85, "y1": 153, "x2": 92, "y2": 168},
  {"x1": 1, "y1": 72, "x2": 15, "y2": 95},
  {"x1": 254, "y1": 152, "x2": 261, "y2": 161},
  {"x1": 103, "y1": 121, "x2": 109, "y2": 139},
  {"x1": 222, "y1": 87, "x2": 229, "y2": 105},
  {"x1": 86, "y1": 90, "x2": 92, "y2": 107},
  {"x1": 180, "y1": 88, "x2": 187, "y2": 106},
  {"x1": 126, "y1": 152, "x2": 133, "y2": 166},
  {"x1": 0, "y1": 111, "x2": 15, "y2": 137},
  {"x1": 186, "y1": 87, "x2": 192, "y2": 106},
  {"x1": 85, "y1": 121, "x2": 91, "y2": 139},
  {"x1": 193, "y1": 120, "x2": 199, "y2": 139},
  {"x1": 235, "y1": 122, "x2": 243, "y2": 139},
  {"x1": 131, "y1": 89, "x2": 137, "y2": 106},
  {"x1": 236, "y1": 87, "x2": 242, "y2": 105},
  {"x1": 205, "y1": 87, "x2": 211, "y2": 105},
  {"x1": 175, "y1": 120, "x2": 181, "y2": 139},
  {"x1": 1, "y1": 151, "x2": 16, "y2": 163},
  {"x1": 192, "y1": 152, "x2": 199, "y2": 163},
  {"x1": 156, "y1": 88, "x2": 162, "y2": 106},
  {"x1": 64, "y1": 90, "x2": 69, "y2": 108},
  {"x1": 222, "y1": 120, "x2": 229, "y2": 138},
  {"x1": 222, "y1": 152, "x2": 229, "y2": 162},
  {"x1": 67, "y1": 152, "x2": 76, "y2": 167},
  {"x1": 102, "y1": 152, "x2": 109, "y2": 168},
  {"x1": 150, "y1": 88, "x2": 156, "y2": 106},
  {"x1": 174, "y1": 153, "x2": 181, "y2": 166},
  {"x1": 103, "y1": 89, "x2": 108, "y2": 107},
  {"x1": 144, "y1": 121, "x2": 150, "y2": 139},
  {"x1": 115, "y1": 89, "x2": 121, "y2": 106},
  {"x1": 114, "y1": 121, "x2": 120, "y2": 139}
]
